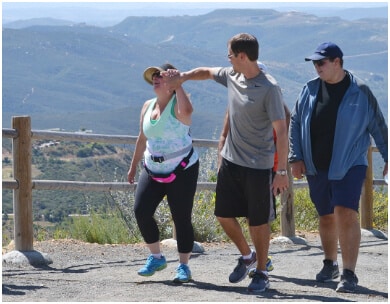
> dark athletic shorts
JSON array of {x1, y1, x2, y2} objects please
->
[
  {"x1": 306, "y1": 165, "x2": 367, "y2": 216},
  {"x1": 215, "y1": 158, "x2": 275, "y2": 226}
]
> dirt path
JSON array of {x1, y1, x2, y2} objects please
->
[{"x1": 2, "y1": 230, "x2": 388, "y2": 302}]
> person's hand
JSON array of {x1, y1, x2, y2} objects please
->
[
  {"x1": 272, "y1": 174, "x2": 289, "y2": 197},
  {"x1": 290, "y1": 160, "x2": 306, "y2": 179},
  {"x1": 127, "y1": 167, "x2": 136, "y2": 184},
  {"x1": 165, "y1": 69, "x2": 180, "y2": 77},
  {"x1": 162, "y1": 69, "x2": 181, "y2": 91}
]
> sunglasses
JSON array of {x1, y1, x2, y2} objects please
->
[
  {"x1": 152, "y1": 71, "x2": 163, "y2": 79},
  {"x1": 312, "y1": 59, "x2": 329, "y2": 67}
]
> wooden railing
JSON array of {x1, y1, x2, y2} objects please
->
[{"x1": 2, "y1": 116, "x2": 386, "y2": 251}]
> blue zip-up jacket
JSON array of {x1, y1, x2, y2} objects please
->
[{"x1": 289, "y1": 71, "x2": 388, "y2": 180}]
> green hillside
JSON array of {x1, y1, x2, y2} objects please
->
[{"x1": 2, "y1": 141, "x2": 132, "y2": 221}]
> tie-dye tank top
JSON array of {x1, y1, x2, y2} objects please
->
[{"x1": 143, "y1": 95, "x2": 198, "y2": 174}]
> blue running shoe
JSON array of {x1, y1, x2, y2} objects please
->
[
  {"x1": 173, "y1": 264, "x2": 192, "y2": 283},
  {"x1": 247, "y1": 268, "x2": 270, "y2": 293},
  {"x1": 138, "y1": 255, "x2": 167, "y2": 276}
]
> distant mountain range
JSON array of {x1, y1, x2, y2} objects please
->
[
  {"x1": 3, "y1": 3, "x2": 387, "y2": 26},
  {"x1": 3, "y1": 9, "x2": 388, "y2": 139}
]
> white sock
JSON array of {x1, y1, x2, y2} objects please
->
[
  {"x1": 242, "y1": 251, "x2": 254, "y2": 260},
  {"x1": 152, "y1": 253, "x2": 162, "y2": 259}
]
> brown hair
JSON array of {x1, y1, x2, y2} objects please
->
[{"x1": 228, "y1": 33, "x2": 259, "y2": 61}]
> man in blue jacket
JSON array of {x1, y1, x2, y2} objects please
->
[{"x1": 289, "y1": 42, "x2": 388, "y2": 293}]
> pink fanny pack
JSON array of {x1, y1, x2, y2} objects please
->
[
  {"x1": 144, "y1": 148, "x2": 193, "y2": 183},
  {"x1": 150, "y1": 173, "x2": 177, "y2": 183}
]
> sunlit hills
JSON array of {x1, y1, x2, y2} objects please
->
[{"x1": 3, "y1": 9, "x2": 387, "y2": 138}]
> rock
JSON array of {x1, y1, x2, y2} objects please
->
[
  {"x1": 271, "y1": 236, "x2": 307, "y2": 245},
  {"x1": 2, "y1": 250, "x2": 53, "y2": 267},
  {"x1": 160, "y1": 238, "x2": 205, "y2": 253},
  {"x1": 361, "y1": 228, "x2": 388, "y2": 240}
]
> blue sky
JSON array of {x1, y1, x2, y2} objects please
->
[{"x1": 2, "y1": 1, "x2": 388, "y2": 26}]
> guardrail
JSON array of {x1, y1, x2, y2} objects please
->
[{"x1": 2, "y1": 116, "x2": 385, "y2": 251}]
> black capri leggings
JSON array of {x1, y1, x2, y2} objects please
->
[{"x1": 134, "y1": 161, "x2": 199, "y2": 253}]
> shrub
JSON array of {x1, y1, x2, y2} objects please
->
[
  {"x1": 292, "y1": 188, "x2": 319, "y2": 231},
  {"x1": 192, "y1": 190, "x2": 226, "y2": 242},
  {"x1": 69, "y1": 210, "x2": 136, "y2": 244},
  {"x1": 56, "y1": 184, "x2": 387, "y2": 245},
  {"x1": 77, "y1": 147, "x2": 93, "y2": 158},
  {"x1": 372, "y1": 186, "x2": 388, "y2": 230},
  {"x1": 44, "y1": 145, "x2": 388, "y2": 244}
]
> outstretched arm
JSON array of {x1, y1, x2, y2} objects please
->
[{"x1": 163, "y1": 67, "x2": 219, "y2": 87}]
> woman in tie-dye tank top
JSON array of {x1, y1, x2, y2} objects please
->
[{"x1": 127, "y1": 63, "x2": 199, "y2": 284}]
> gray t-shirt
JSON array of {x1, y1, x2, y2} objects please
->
[{"x1": 214, "y1": 67, "x2": 285, "y2": 169}]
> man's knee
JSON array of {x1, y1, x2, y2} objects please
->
[
  {"x1": 216, "y1": 216, "x2": 236, "y2": 225},
  {"x1": 216, "y1": 216, "x2": 227, "y2": 223}
]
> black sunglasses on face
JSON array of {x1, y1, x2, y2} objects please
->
[
  {"x1": 312, "y1": 59, "x2": 329, "y2": 67},
  {"x1": 152, "y1": 71, "x2": 162, "y2": 79}
]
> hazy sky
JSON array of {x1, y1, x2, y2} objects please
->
[{"x1": 2, "y1": 1, "x2": 387, "y2": 26}]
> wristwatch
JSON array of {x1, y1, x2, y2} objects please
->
[{"x1": 276, "y1": 169, "x2": 287, "y2": 176}]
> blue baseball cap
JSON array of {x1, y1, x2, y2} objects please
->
[{"x1": 305, "y1": 42, "x2": 343, "y2": 61}]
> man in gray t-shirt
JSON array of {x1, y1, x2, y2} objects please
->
[
  {"x1": 164, "y1": 33, "x2": 289, "y2": 293},
  {"x1": 214, "y1": 66, "x2": 285, "y2": 169}
]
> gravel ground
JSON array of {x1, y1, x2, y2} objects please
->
[{"x1": 2, "y1": 230, "x2": 388, "y2": 302}]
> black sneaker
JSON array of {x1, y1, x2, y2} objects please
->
[
  {"x1": 316, "y1": 259, "x2": 340, "y2": 282},
  {"x1": 229, "y1": 251, "x2": 256, "y2": 283},
  {"x1": 336, "y1": 269, "x2": 359, "y2": 293}
]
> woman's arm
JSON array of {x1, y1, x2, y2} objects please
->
[
  {"x1": 127, "y1": 101, "x2": 150, "y2": 184},
  {"x1": 174, "y1": 85, "x2": 193, "y2": 126}
]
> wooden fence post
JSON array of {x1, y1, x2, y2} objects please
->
[
  {"x1": 12, "y1": 116, "x2": 34, "y2": 251},
  {"x1": 360, "y1": 146, "x2": 374, "y2": 229},
  {"x1": 280, "y1": 165, "x2": 295, "y2": 237}
]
